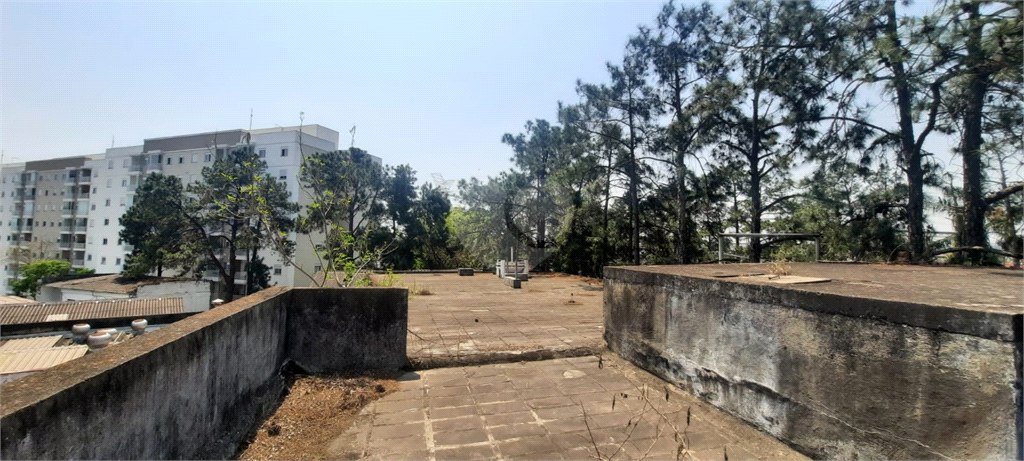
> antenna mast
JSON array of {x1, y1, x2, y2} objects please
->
[{"x1": 349, "y1": 125, "x2": 357, "y2": 148}]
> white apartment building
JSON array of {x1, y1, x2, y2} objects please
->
[{"x1": 0, "y1": 124, "x2": 350, "y2": 297}]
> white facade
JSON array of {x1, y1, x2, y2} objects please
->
[
  {"x1": 0, "y1": 125, "x2": 345, "y2": 296},
  {"x1": 38, "y1": 279, "x2": 212, "y2": 313},
  {"x1": 84, "y1": 145, "x2": 144, "y2": 276}
]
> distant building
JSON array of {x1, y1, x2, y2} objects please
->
[
  {"x1": 38, "y1": 274, "x2": 211, "y2": 312},
  {"x1": 0, "y1": 124, "x2": 379, "y2": 298}
]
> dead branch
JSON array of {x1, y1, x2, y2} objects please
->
[
  {"x1": 929, "y1": 246, "x2": 1022, "y2": 259},
  {"x1": 984, "y1": 182, "x2": 1023, "y2": 205}
]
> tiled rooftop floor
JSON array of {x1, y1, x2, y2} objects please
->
[
  {"x1": 336, "y1": 355, "x2": 806, "y2": 461},
  {"x1": 401, "y1": 273, "x2": 605, "y2": 365}
]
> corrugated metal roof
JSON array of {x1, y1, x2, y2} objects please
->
[
  {"x1": 0, "y1": 296, "x2": 37, "y2": 305},
  {"x1": 0, "y1": 298, "x2": 185, "y2": 325},
  {"x1": 43, "y1": 274, "x2": 197, "y2": 294},
  {"x1": 0, "y1": 335, "x2": 62, "y2": 352},
  {"x1": 0, "y1": 346, "x2": 88, "y2": 374}
]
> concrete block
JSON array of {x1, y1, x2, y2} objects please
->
[
  {"x1": 504, "y1": 277, "x2": 521, "y2": 289},
  {"x1": 458, "y1": 268, "x2": 474, "y2": 276}
]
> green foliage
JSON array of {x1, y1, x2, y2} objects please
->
[
  {"x1": 11, "y1": 260, "x2": 82, "y2": 299},
  {"x1": 120, "y1": 173, "x2": 192, "y2": 279}
]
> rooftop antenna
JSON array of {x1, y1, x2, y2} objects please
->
[
  {"x1": 111, "y1": 136, "x2": 115, "y2": 148},
  {"x1": 349, "y1": 125, "x2": 357, "y2": 148},
  {"x1": 249, "y1": 108, "x2": 253, "y2": 131}
]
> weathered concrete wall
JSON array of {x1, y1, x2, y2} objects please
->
[
  {"x1": 0, "y1": 286, "x2": 409, "y2": 460},
  {"x1": 288, "y1": 288, "x2": 408, "y2": 372},
  {"x1": 604, "y1": 266, "x2": 1022, "y2": 460}
]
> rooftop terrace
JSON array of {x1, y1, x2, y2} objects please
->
[{"x1": 1, "y1": 264, "x2": 1019, "y2": 460}]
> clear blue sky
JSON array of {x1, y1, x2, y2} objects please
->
[{"x1": 2, "y1": 1, "x2": 668, "y2": 185}]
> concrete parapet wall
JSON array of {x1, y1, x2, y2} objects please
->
[
  {"x1": 603, "y1": 265, "x2": 1022, "y2": 460},
  {"x1": 287, "y1": 288, "x2": 408, "y2": 372},
  {"x1": 0, "y1": 287, "x2": 408, "y2": 460}
]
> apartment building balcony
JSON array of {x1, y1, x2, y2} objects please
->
[
  {"x1": 73, "y1": 242, "x2": 85, "y2": 250},
  {"x1": 71, "y1": 258, "x2": 85, "y2": 267}
]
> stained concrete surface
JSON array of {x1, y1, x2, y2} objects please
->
[
  {"x1": 634, "y1": 262, "x2": 1021, "y2": 315},
  {"x1": 400, "y1": 273, "x2": 605, "y2": 367},
  {"x1": 333, "y1": 355, "x2": 807, "y2": 461}
]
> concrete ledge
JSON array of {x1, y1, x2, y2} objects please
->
[
  {"x1": 1, "y1": 286, "x2": 409, "y2": 460},
  {"x1": 503, "y1": 276, "x2": 521, "y2": 288},
  {"x1": 408, "y1": 345, "x2": 598, "y2": 370},
  {"x1": 604, "y1": 264, "x2": 1022, "y2": 460},
  {"x1": 458, "y1": 268, "x2": 474, "y2": 276}
]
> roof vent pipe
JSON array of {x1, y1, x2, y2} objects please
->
[
  {"x1": 131, "y1": 318, "x2": 148, "y2": 335},
  {"x1": 71, "y1": 323, "x2": 90, "y2": 344},
  {"x1": 87, "y1": 331, "x2": 111, "y2": 350}
]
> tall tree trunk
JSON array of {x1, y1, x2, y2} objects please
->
[
  {"x1": 628, "y1": 113, "x2": 641, "y2": 266},
  {"x1": 960, "y1": 1, "x2": 989, "y2": 264},
  {"x1": 601, "y1": 145, "x2": 612, "y2": 274},
  {"x1": 749, "y1": 158, "x2": 763, "y2": 262},
  {"x1": 886, "y1": 0, "x2": 926, "y2": 261},
  {"x1": 223, "y1": 220, "x2": 238, "y2": 302},
  {"x1": 677, "y1": 160, "x2": 690, "y2": 264},
  {"x1": 749, "y1": 88, "x2": 763, "y2": 263}
]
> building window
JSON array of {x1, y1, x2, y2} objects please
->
[
  {"x1": 91, "y1": 204, "x2": 96, "y2": 210},
  {"x1": 102, "y1": 238, "x2": 108, "y2": 245},
  {"x1": 259, "y1": 149, "x2": 266, "y2": 158},
  {"x1": 120, "y1": 197, "x2": 125, "y2": 206},
  {"x1": 90, "y1": 219, "x2": 94, "y2": 227},
  {"x1": 121, "y1": 179, "x2": 127, "y2": 187},
  {"x1": 92, "y1": 187, "x2": 97, "y2": 194},
  {"x1": 105, "y1": 199, "x2": 111, "y2": 206},
  {"x1": 107, "y1": 179, "x2": 112, "y2": 188},
  {"x1": 192, "y1": 153, "x2": 199, "y2": 163},
  {"x1": 104, "y1": 218, "x2": 109, "y2": 225},
  {"x1": 88, "y1": 237, "x2": 93, "y2": 244},
  {"x1": 108, "y1": 160, "x2": 114, "y2": 169},
  {"x1": 279, "y1": 169, "x2": 287, "y2": 181},
  {"x1": 123, "y1": 159, "x2": 130, "y2": 168},
  {"x1": 116, "y1": 257, "x2": 121, "y2": 265},
  {"x1": 87, "y1": 254, "x2": 92, "y2": 261},
  {"x1": 274, "y1": 265, "x2": 282, "y2": 275},
  {"x1": 178, "y1": 157, "x2": 184, "y2": 164},
  {"x1": 281, "y1": 148, "x2": 288, "y2": 157},
  {"x1": 101, "y1": 257, "x2": 107, "y2": 264},
  {"x1": 44, "y1": 190, "x2": 48, "y2": 196},
  {"x1": 205, "y1": 153, "x2": 212, "y2": 162},
  {"x1": 167, "y1": 157, "x2": 172, "y2": 165}
]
